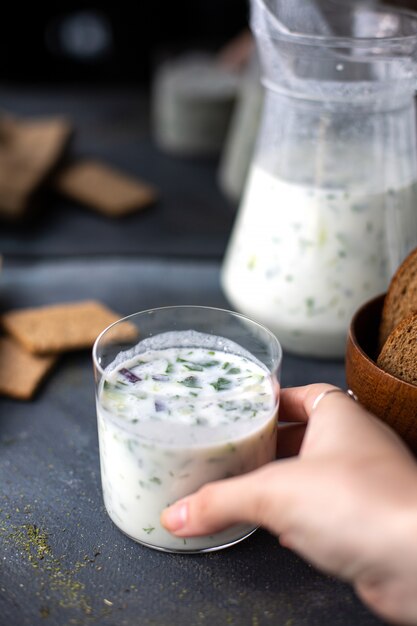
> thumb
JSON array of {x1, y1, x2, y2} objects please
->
[{"x1": 160, "y1": 460, "x2": 292, "y2": 538}]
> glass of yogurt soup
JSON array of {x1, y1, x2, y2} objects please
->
[{"x1": 93, "y1": 306, "x2": 282, "y2": 553}]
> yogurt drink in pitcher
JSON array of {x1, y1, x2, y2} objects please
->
[
  {"x1": 221, "y1": 0, "x2": 417, "y2": 357},
  {"x1": 222, "y1": 144, "x2": 417, "y2": 357}
]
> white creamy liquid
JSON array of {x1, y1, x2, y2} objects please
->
[
  {"x1": 96, "y1": 330, "x2": 278, "y2": 552},
  {"x1": 222, "y1": 163, "x2": 417, "y2": 357}
]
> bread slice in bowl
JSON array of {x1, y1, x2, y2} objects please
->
[
  {"x1": 379, "y1": 247, "x2": 417, "y2": 349},
  {"x1": 377, "y1": 310, "x2": 417, "y2": 386}
]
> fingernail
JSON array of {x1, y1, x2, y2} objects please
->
[{"x1": 162, "y1": 500, "x2": 189, "y2": 531}]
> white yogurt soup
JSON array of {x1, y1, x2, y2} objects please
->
[
  {"x1": 96, "y1": 329, "x2": 278, "y2": 552},
  {"x1": 222, "y1": 155, "x2": 417, "y2": 357}
]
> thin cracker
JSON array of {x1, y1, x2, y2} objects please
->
[
  {"x1": 1, "y1": 300, "x2": 137, "y2": 355},
  {"x1": 0, "y1": 336, "x2": 57, "y2": 400},
  {"x1": 0, "y1": 115, "x2": 72, "y2": 218},
  {"x1": 53, "y1": 159, "x2": 158, "y2": 217}
]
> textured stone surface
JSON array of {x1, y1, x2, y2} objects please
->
[{"x1": 0, "y1": 257, "x2": 385, "y2": 626}]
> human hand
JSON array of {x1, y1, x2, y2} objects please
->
[{"x1": 161, "y1": 384, "x2": 417, "y2": 625}]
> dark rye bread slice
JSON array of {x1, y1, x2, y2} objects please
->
[
  {"x1": 379, "y1": 247, "x2": 417, "y2": 349},
  {"x1": 377, "y1": 311, "x2": 417, "y2": 386}
]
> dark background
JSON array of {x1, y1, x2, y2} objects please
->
[
  {"x1": 0, "y1": 2, "x2": 249, "y2": 85},
  {"x1": 0, "y1": 0, "x2": 417, "y2": 86},
  {"x1": 1, "y1": 0, "x2": 416, "y2": 87}
]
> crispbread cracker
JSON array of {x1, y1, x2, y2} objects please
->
[
  {"x1": 0, "y1": 336, "x2": 57, "y2": 400},
  {"x1": 0, "y1": 115, "x2": 72, "y2": 218},
  {"x1": 1, "y1": 300, "x2": 137, "y2": 355},
  {"x1": 53, "y1": 159, "x2": 158, "y2": 217}
]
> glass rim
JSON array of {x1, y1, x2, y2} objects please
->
[
  {"x1": 252, "y1": 0, "x2": 417, "y2": 49},
  {"x1": 92, "y1": 304, "x2": 283, "y2": 378}
]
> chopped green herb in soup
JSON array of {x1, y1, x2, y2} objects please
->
[{"x1": 97, "y1": 330, "x2": 278, "y2": 552}]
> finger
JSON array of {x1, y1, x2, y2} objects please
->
[
  {"x1": 279, "y1": 384, "x2": 337, "y2": 423},
  {"x1": 160, "y1": 461, "x2": 293, "y2": 537},
  {"x1": 279, "y1": 385, "x2": 389, "y2": 459},
  {"x1": 298, "y1": 386, "x2": 412, "y2": 459}
]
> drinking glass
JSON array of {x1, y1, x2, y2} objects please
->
[{"x1": 93, "y1": 305, "x2": 282, "y2": 553}]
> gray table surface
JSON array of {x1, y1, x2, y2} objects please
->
[
  {"x1": 0, "y1": 256, "x2": 387, "y2": 626},
  {"x1": 0, "y1": 86, "x2": 388, "y2": 626},
  {"x1": 0, "y1": 87, "x2": 235, "y2": 259}
]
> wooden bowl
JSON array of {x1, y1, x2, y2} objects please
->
[{"x1": 346, "y1": 293, "x2": 417, "y2": 453}]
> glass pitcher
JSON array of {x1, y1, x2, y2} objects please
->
[{"x1": 221, "y1": 0, "x2": 417, "y2": 358}]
